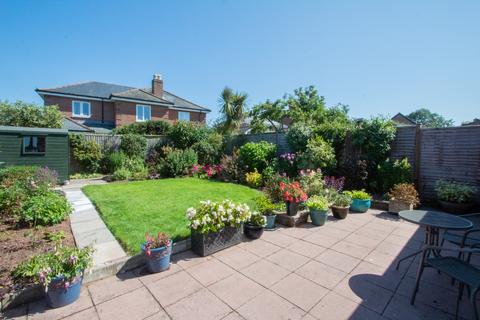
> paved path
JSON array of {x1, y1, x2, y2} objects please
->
[
  {"x1": 3, "y1": 209, "x2": 477, "y2": 320},
  {"x1": 63, "y1": 179, "x2": 127, "y2": 272}
]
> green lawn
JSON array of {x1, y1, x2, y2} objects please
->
[{"x1": 83, "y1": 178, "x2": 261, "y2": 254}]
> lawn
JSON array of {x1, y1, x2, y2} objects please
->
[{"x1": 83, "y1": 178, "x2": 262, "y2": 254}]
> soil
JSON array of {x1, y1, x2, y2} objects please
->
[{"x1": 0, "y1": 218, "x2": 75, "y2": 298}]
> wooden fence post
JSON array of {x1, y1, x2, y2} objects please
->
[{"x1": 414, "y1": 124, "x2": 422, "y2": 192}]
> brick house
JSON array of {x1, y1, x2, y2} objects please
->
[{"x1": 35, "y1": 74, "x2": 210, "y2": 132}]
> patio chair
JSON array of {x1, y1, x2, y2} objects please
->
[
  {"x1": 441, "y1": 213, "x2": 480, "y2": 252},
  {"x1": 411, "y1": 245, "x2": 480, "y2": 320}
]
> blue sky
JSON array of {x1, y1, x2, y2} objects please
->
[{"x1": 0, "y1": 0, "x2": 478, "y2": 124}]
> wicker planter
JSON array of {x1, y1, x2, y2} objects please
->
[
  {"x1": 331, "y1": 206, "x2": 349, "y2": 219},
  {"x1": 388, "y1": 199, "x2": 413, "y2": 214},
  {"x1": 191, "y1": 225, "x2": 243, "y2": 257}
]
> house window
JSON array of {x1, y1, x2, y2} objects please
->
[
  {"x1": 22, "y1": 136, "x2": 46, "y2": 155},
  {"x1": 72, "y1": 101, "x2": 91, "y2": 117},
  {"x1": 178, "y1": 111, "x2": 190, "y2": 122},
  {"x1": 136, "y1": 105, "x2": 151, "y2": 122}
]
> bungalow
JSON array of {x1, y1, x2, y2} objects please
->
[{"x1": 35, "y1": 74, "x2": 210, "y2": 132}]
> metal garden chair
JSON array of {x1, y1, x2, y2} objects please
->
[
  {"x1": 441, "y1": 213, "x2": 480, "y2": 253},
  {"x1": 411, "y1": 245, "x2": 480, "y2": 320}
]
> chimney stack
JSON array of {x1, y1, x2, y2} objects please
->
[{"x1": 152, "y1": 74, "x2": 163, "y2": 98}]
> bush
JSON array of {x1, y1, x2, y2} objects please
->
[
  {"x1": 245, "y1": 169, "x2": 262, "y2": 188},
  {"x1": 297, "y1": 136, "x2": 336, "y2": 171},
  {"x1": 158, "y1": 148, "x2": 198, "y2": 177},
  {"x1": 388, "y1": 183, "x2": 419, "y2": 206},
  {"x1": 435, "y1": 180, "x2": 476, "y2": 204},
  {"x1": 20, "y1": 191, "x2": 72, "y2": 226},
  {"x1": 299, "y1": 169, "x2": 324, "y2": 196},
  {"x1": 103, "y1": 151, "x2": 128, "y2": 173},
  {"x1": 218, "y1": 149, "x2": 243, "y2": 182},
  {"x1": 168, "y1": 121, "x2": 211, "y2": 149},
  {"x1": 0, "y1": 101, "x2": 63, "y2": 128},
  {"x1": 112, "y1": 168, "x2": 132, "y2": 181},
  {"x1": 192, "y1": 132, "x2": 224, "y2": 164},
  {"x1": 69, "y1": 134, "x2": 102, "y2": 173},
  {"x1": 114, "y1": 120, "x2": 172, "y2": 135},
  {"x1": 254, "y1": 195, "x2": 276, "y2": 214},
  {"x1": 238, "y1": 141, "x2": 276, "y2": 173},
  {"x1": 119, "y1": 134, "x2": 147, "y2": 158},
  {"x1": 286, "y1": 123, "x2": 313, "y2": 152},
  {"x1": 0, "y1": 166, "x2": 36, "y2": 185},
  {"x1": 377, "y1": 158, "x2": 412, "y2": 193}
]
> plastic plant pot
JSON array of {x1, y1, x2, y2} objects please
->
[
  {"x1": 264, "y1": 214, "x2": 276, "y2": 229},
  {"x1": 141, "y1": 241, "x2": 172, "y2": 273},
  {"x1": 244, "y1": 223, "x2": 264, "y2": 239},
  {"x1": 309, "y1": 209, "x2": 329, "y2": 226},
  {"x1": 350, "y1": 199, "x2": 371, "y2": 213},
  {"x1": 45, "y1": 275, "x2": 83, "y2": 308}
]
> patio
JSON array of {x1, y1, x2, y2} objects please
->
[{"x1": 3, "y1": 208, "x2": 477, "y2": 320}]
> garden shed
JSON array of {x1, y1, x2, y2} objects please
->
[{"x1": 0, "y1": 126, "x2": 69, "y2": 182}]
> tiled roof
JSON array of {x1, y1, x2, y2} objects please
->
[{"x1": 36, "y1": 81, "x2": 210, "y2": 112}]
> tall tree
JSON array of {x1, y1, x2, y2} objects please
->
[
  {"x1": 249, "y1": 99, "x2": 287, "y2": 133},
  {"x1": 217, "y1": 87, "x2": 248, "y2": 134},
  {"x1": 407, "y1": 108, "x2": 454, "y2": 128},
  {"x1": 0, "y1": 101, "x2": 64, "y2": 128}
]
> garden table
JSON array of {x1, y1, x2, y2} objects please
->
[{"x1": 396, "y1": 210, "x2": 473, "y2": 270}]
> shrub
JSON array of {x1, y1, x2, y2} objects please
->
[
  {"x1": 159, "y1": 148, "x2": 198, "y2": 177},
  {"x1": 112, "y1": 168, "x2": 131, "y2": 181},
  {"x1": 168, "y1": 121, "x2": 211, "y2": 149},
  {"x1": 114, "y1": 120, "x2": 172, "y2": 135},
  {"x1": 0, "y1": 101, "x2": 63, "y2": 128},
  {"x1": 435, "y1": 180, "x2": 476, "y2": 204},
  {"x1": 286, "y1": 122, "x2": 313, "y2": 152},
  {"x1": 297, "y1": 136, "x2": 336, "y2": 171},
  {"x1": 13, "y1": 245, "x2": 93, "y2": 289},
  {"x1": 245, "y1": 169, "x2": 262, "y2": 188},
  {"x1": 305, "y1": 195, "x2": 329, "y2": 211},
  {"x1": 192, "y1": 132, "x2": 224, "y2": 164},
  {"x1": 377, "y1": 158, "x2": 412, "y2": 193},
  {"x1": 299, "y1": 169, "x2": 324, "y2": 196},
  {"x1": 20, "y1": 191, "x2": 72, "y2": 226},
  {"x1": 218, "y1": 149, "x2": 243, "y2": 182},
  {"x1": 103, "y1": 151, "x2": 128, "y2": 173},
  {"x1": 345, "y1": 190, "x2": 371, "y2": 200},
  {"x1": 238, "y1": 141, "x2": 276, "y2": 173},
  {"x1": 0, "y1": 182, "x2": 26, "y2": 218},
  {"x1": 186, "y1": 200, "x2": 254, "y2": 234},
  {"x1": 69, "y1": 134, "x2": 102, "y2": 173},
  {"x1": 388, "y1": 183, "x2": 420, "y2": 206},
  {"x1": 119, "y1": 134, "x2": 147, "y2": 158},
  {"x1": 254, "y1": 195, "x2": 276, "y2": 215},
  {"x1": 191, "y1": 164, "x2": 223, "y2": 179},
  {"x1": 0, "y1": 166, "x2": 36, "y2": 184}
]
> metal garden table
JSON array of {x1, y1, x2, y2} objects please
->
[{"x1": 396, "y1": 210, "x2": 473, "y2": 270}]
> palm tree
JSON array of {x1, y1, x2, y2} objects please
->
[{"x1": 218, "y1": 86, "x2": 248, "y2": 134}]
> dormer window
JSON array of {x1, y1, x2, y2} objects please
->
[{"x1": 72, "y1": 101, "x2": 91, "y2": 118}]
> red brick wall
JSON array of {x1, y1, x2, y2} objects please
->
[
  {"x1": 43, "y1": 95, "x2": 115, "y2": 123},
  {"x1": 114, "y1": 101, "x2": 175, "y2": 126}
]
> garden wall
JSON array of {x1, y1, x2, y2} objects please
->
[{"x1": 229, "y1": 125, "x2": 480, "y2": 204}]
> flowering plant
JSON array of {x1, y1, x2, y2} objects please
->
[
  {"x1": 299, "y1": 169, "x2": 323, "y2": 196},
  {"x1": 323, "y1": 176, "x2": 345, "y2": 192},
  {"x1": 13, "y1": 245, "x2": 93, "y2": 290},
  {"x1": 191, "y1": 164, "x2": 223, "y2": 179},
  {"x1": 247, "y1": 211, "x2": 267, "y2": 227},
  {"x1": 144, "y1": 232, "x2": 171, "y2": 256},
  {"x1": 279, "y1": 181, "x2": 308, "y2": 203},
  {"x1": 279, "y1": 152, "x2": 298, "y2": 177},
  {"x1": 186, "y1": 200, "x2": 255, "y2": 234},
  {"x1": 245, "y1": 169, "x2": 262, "y2": 188}
]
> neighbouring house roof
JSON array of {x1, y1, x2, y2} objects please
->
[
  {"x1": 391, "y1": 113, "x2": 416, "y2": 126},
  {"x1": 62, "y1": 117, "x2": 94, "y2": 133},
  {"x1": 35, "y1": 81, "x2": 210, "y2": 112},
  {"x1": 462, "y1": 118, "x2": 480, "y2": 126}
]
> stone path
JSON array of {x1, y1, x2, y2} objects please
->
[
  {"x1": 63, "y1": 179, "x2": 127, "y2": 279},
  {"x1": 3, "y1": 209, "x2": 478, "y2": 320}
]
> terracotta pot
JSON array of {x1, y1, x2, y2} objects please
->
[{"x1": 331, "y1": 206, "x2": 349, "y2": 219}]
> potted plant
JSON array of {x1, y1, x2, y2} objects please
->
[
  {"x1": 331, "y1": 193, "x2": 352, "y2": 219},
  {"x1": 388, "y1": 183, "x2": 420, "y2": 214},
  {"x1": 244, "y1": 211, "x2": 267, "y2": 239},
  {"x1": 435, "y1": 180, "x2": 477, "y2": 214},
  {"x1": 15, "y1": 245, "x2": 93, "y2": 308},
  {"x1": 345, "y1": 190, "x2": 371, "y2": 213},
  {"x1": 186, "y1": 200, "x2": 252, "y2": 256},
  {"x1": 141, "y1": 232, "x2": 172, "y2": 273},
  {"x1": 305, "y1": 195, "x2": 330, "y2": 226},
  {"x1": 255, "y1": 195, "x2": 276, "y2": 229},
  {"x1": 279, "y1": 181, "x2": 308, "y2": 216}
]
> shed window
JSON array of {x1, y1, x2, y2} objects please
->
[
  {"x1": 136, "y1": 105, "x2": 151, "y2": 122},
  {"x1": 72, "y1": 101, "x2": 91, "y2": 117},
  {"x1": 178, "y1": 111, "x2": 190, "y2": 122},
  {"x1": 23, "y1": 136, "x2": 46, "y2": 154}
]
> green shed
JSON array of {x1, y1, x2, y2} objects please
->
[{"x1": 0, "y1": 126, "x2": 69, "y2": 182}]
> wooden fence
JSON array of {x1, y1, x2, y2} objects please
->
[
  {"x1": 229, "y1": 126, "x2": 480, "y2": 204},
  {"x1": 82, "y1": 134, "x2": 168, "y2": 151}
]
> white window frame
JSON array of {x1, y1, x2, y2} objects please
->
[
  {"x1": 72, "y1": 100, "x2": 91, "y2": 118},
  {"x1": 178, "y1": 111, "x2": 190, "y2": 122},
  {"x1": 136, "y1": 104, "x2": 151, "y2": 122}
]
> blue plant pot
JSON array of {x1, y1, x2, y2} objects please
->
[
  {"x1": 264, "y1": 214, "x2": 276, "y2": 229},
  {"x1": 45, "y1": 275, "x2": 83, "y2": 308},
  {"x1": 350, "y1": 199, "x2": 371, "y2": 213},
  {"x1": 309, "y1": 209, "x2": 329, "y2": 226},
  {"x1": 141, "y1": 242, "x2": 172, "y2": 273}
]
